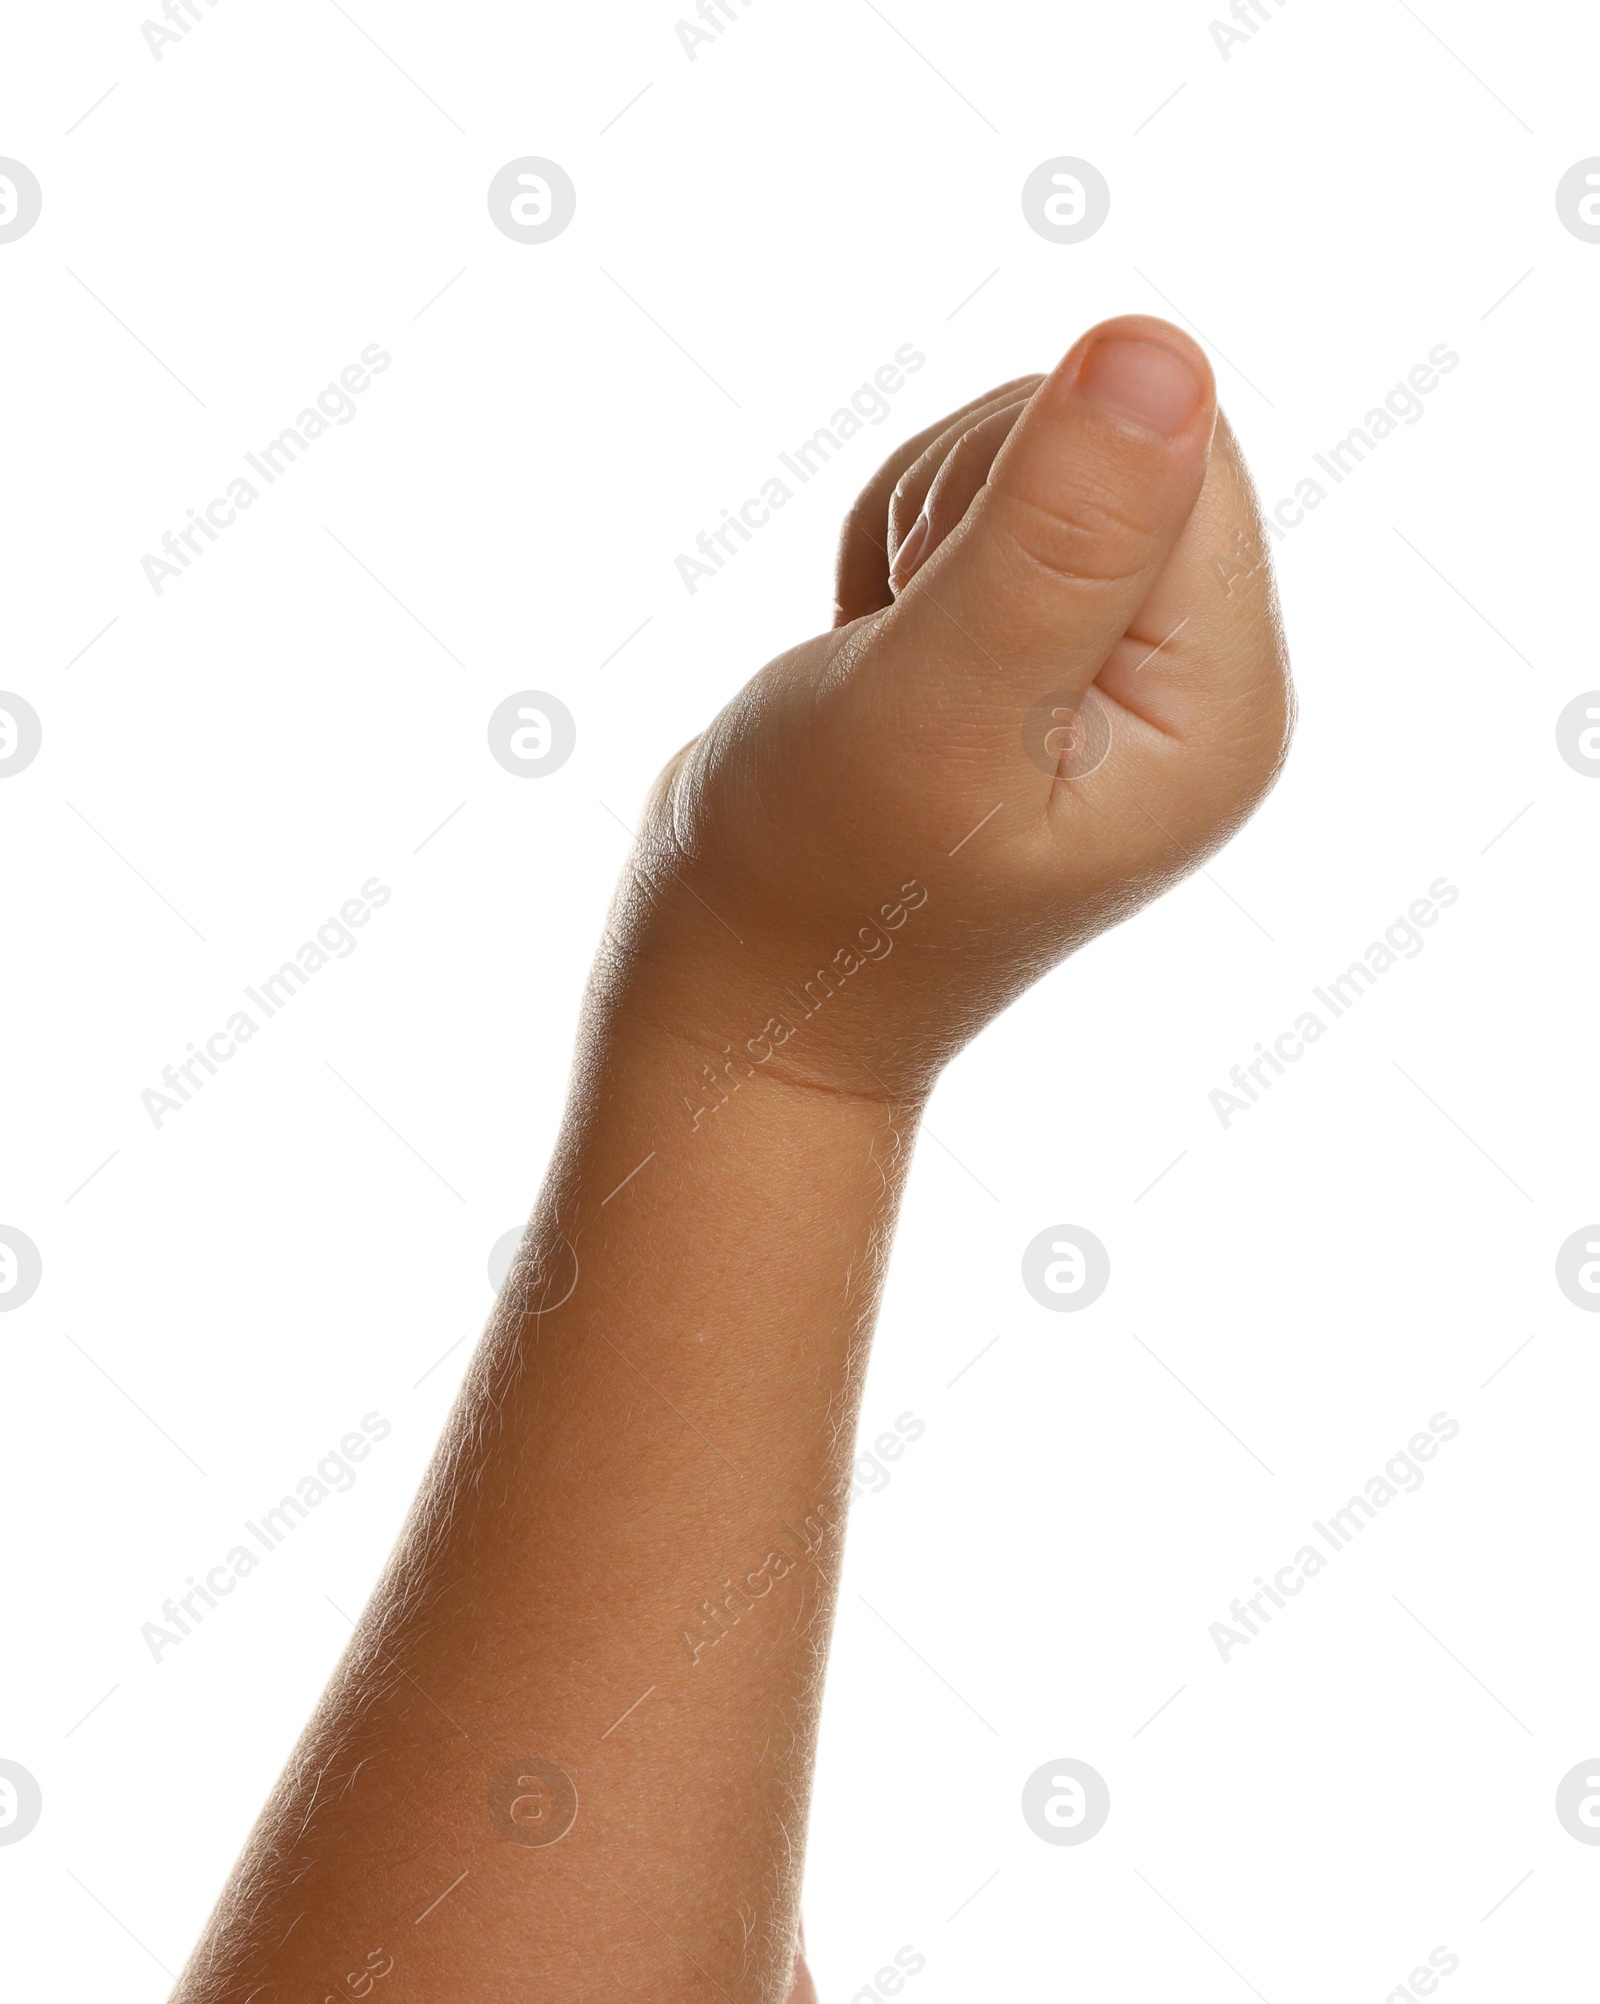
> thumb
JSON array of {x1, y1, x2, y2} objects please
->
[{"x1": 877, "y1": 315, "x2": 1215, "y2": 716}]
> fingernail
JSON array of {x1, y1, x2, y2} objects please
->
[
  {"x1": 890, "y1": 511, "x2": 930, "y2": 590},
  {"x1": 1075, "y1": 336, "x2": 1205, "y2": 436}
]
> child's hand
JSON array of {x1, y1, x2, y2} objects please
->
[{"x1": 609, "y1": 315, "x2": 1291, "y2": 1105}]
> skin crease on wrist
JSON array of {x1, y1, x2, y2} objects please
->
[{"x1": 169, "y1": 316, "x2": 1290, "y2": 2004}]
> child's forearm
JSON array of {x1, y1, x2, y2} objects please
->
[
  {"x1": 173, "y1": 314, "x2": 1290, "y2": 2004},
  {"x1": 174, "y1": 972, "x2": 920, "y2": 2002}
]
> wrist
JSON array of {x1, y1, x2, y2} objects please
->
[
  {"x1": 582, "y1": 857, "x2": 946, "y2": 1122},
  {"x1": 586, "y1": 945, "x2": 936, "y2": 1141}
]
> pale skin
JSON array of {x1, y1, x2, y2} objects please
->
[{"x1": 171, "y1": 315, "x2": 1291, "y2": 2003}]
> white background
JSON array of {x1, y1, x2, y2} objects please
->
[{"x1": 3, "y1": 0, "x2": 1598, "y2": 1997}]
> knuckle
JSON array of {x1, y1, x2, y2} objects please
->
[
  {"x1": 947, "y1": 420, "x2": 996, "y2": 471},
  {"x1": 889, "y1": 473, "x2": 927, "y2": 543},
  {"x1": 991, "y1": 481, "x2": 1161, "y2": 585},
  {"x1": 924, "y1": 427, "x2": 992, "y2": 522}
]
